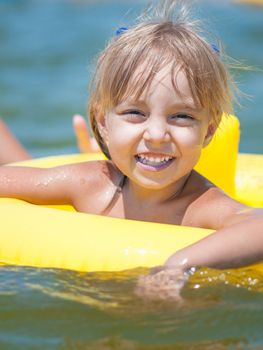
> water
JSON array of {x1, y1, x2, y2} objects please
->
[
  {"x1": 2, "y1": 265, "x2": 263, "y2": 349},
  {"x1": 0, "y1": 0, "x2": 262, "y2": 156},
  {"x1": 1, "y1": 1, "x2": 263, "y2": 348}
]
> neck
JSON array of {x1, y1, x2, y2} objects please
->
[{"x1": 124, "y1": 172, "x2": 191, "y2": 205}]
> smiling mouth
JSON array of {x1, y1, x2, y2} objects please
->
[{"x1": 135, "y1": 153, "x2": 175, "y2": 170}]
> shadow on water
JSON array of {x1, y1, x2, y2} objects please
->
[{"x1": 1, "y1": 265, "x2": 263, "y2": 349}]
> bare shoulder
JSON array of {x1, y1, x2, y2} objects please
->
[
  {"x1": 182, "y1": 171, "x2": 247, "y2": 230},
  {"x1": 62, "y1": 159, "x2": 120, "y2": 188},
  {"x1": 61, "y1": 159, "x2": 123, "y2": 212}
]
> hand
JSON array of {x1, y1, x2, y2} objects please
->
[
  {"x1": 134, "y1": 265, "x2": 188, "y2": 302},
  {"x1": 73, "y1": 114, "x2": 100, "y2": 153}
]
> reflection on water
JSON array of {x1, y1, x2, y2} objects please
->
[{"x1": 1, "y1": 265, "x2": 263, "y2": 349}]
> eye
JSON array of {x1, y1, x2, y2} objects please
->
[
  {"x1": 169, "y1": 113, "x2": 195, "y2": 125},
  {"x1": 123, "y1": 110, "x2": 147, "y2": 122}
]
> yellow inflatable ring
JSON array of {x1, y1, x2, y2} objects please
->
[{"x1": 0, "y1": 116, "x2": 262, "y2": 272}]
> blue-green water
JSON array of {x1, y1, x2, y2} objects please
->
[
  {"x1": 0, "y1": 0, "x2": 262, "y2": 156},
  {"x1": 1, "y1": 1, "x2": 263, "y2": 349}
]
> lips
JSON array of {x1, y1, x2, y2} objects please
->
[{"x1": 135, "y1": 153, "x2": 175, "y2": 170}]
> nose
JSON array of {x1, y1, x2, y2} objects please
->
[{"x1": 143, "y1": 116, "x2": 170, "y2": 144}]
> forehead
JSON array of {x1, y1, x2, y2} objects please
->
[{"x1": 123, "y1": 63, "x2": 198, "y2": 108}]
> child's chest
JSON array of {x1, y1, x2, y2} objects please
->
[
  {"x1": 74, "y1": 172, "x2": 199, "y2": 225},
  {"x1": 73, "y1": 167, "x2": 209, "y2": 227},
  {"x1": 101, "y1": 194, "x2": 191, "y2": 225}
]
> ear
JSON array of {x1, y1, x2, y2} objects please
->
[
  {"x1": 97, "y1": 113, "x2": 109, "y2": 145},
  {"x1": 203, "y1": 121, "x2": 217, "y2": 147}
]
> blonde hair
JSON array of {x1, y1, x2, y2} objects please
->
[{"x1": 88, "y1": 0, "x2": 235, "y2": 159}]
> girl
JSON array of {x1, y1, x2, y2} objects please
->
[{"x1": 0, "y1": 0, "x2": 263, "y2": 300}]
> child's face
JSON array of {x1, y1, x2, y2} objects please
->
[{"x1": 99, "y1": 65, "x2": 215, "y2": 191}]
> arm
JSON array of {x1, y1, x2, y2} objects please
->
[
  {"x1": 166, "y1": 187, "x2": 263, "y2": 269},
  {"x1": 0, "y1": 164, "x2": 78, "y2": 205},
  {"x1": 0, "y1": 119, "x2": 31, "y2": 165},
  {"x1": 136, "y1": 189, "x2": 263, "y2": 301},
  {"x1": 165, "y1": 207, "x2": 263, "y2": 270}
]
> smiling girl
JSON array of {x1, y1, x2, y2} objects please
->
[{"x1": 1, "y1": 0, "x2": 263, "y2": 299}]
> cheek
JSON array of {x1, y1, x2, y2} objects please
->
[
  {"x1": 108, "y1": 128, "x2": 130, "y2": 149},
  {"x1": 107, "y1": 120, "x2": 140, "y2": 148},
  {"x1": 175, "y1": 128, "x2": 205, "y2": 153}
]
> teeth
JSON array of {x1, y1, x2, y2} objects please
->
[{"x1": 137, "y1": 154, "x2": 173, "y2": 165}]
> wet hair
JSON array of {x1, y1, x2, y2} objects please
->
[{"x1": 88, "y1": 0, "x2": 235, "y2": 159}]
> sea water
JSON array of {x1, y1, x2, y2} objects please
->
[
  {"x1": 0, "y1": 0, "x2": 263, "y2": 349},
  {"x1": 1, "y1": 265, "x2": 263, "y2": 349},
  {"x1": 0, "y1": 0, "x2": 262, "y2": 155}
]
